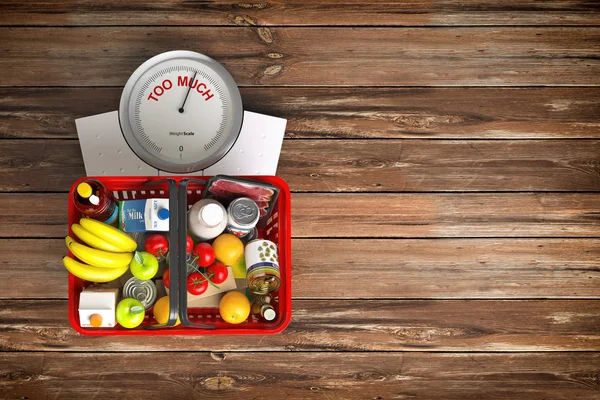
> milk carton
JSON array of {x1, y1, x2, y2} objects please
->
[
  {"x1": 119, "y1": 198, "x2": 170, "y2": 232},
  {"x1": 78, "y1": 288, "x2": 119, "y2": 328}
]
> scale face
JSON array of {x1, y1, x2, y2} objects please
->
[{"x1": 119, "y1": 50, "x2": 243, "y2": 173}]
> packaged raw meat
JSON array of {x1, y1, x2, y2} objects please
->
[{"x1": 201, "y1": 175, "x2": 280, "y2": 223}]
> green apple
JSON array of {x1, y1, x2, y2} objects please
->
[
  {"x1": 116, "y1": 298, "x2": 145, "y2": 329},
  {"x1": 129, "y1": 251, "x2": 159, "y2": 280}
]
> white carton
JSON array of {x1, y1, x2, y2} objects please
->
[{"x1": 78, "y1": 289, "x2": 118, "y2": 328}]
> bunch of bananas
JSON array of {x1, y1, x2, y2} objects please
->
[{"x1": 63, "y1": 218, "x2": 137, "y2": 282}]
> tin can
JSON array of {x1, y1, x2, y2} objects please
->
[
  {"x1": 245, "y1": 239, "x2": 281, "y2": 294},
  {"x1": 122, "y1": 277, "x2": 157, "y2": 310},
  {"x1": 227, "y1": 197, "x2": 260, "y2": 238},
  {"x1": 241, "y1": 227, "x2": 258, "y2": 244}
]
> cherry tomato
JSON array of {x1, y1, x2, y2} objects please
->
[
  {"x1": 145, "y1": 234, "x2": 169, "y2": 259},
  {"x1": 186, "y1": 234, "x2": 194, "y2": 254},
  {"x1": 207, "y1": 262, "x2": 228, "y2": 284},
  {"x1": 193, "y1": 242, "x2": 216, "y2": 267},
  {"x1": 187, "y1": 272, "x2": 208, "y2": 295},
  {"x1": 162, "y1": 268, "x2": 170, "y2": 289}
]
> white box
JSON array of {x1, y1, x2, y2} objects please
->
[{"x1": 78, "y1": 289, "x2": 118, "y2": 328}]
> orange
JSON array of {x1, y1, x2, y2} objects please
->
[
  {"x1": 212, "y1": 234, "x2": 244, "y2": 266},
  {"x1": 153, "y1": 296, "x2": 180, "y2": 326},
  {"x1": 219, "y1": 291, "x2": 251, "y2": 324}
]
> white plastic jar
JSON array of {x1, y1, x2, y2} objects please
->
[{"x1": 188, "y1": 199, "x2": 227, "y2": 241}]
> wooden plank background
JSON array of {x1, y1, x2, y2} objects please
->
[{"x1": 0, "y1": 1, "x2": 599, "y2": 399}]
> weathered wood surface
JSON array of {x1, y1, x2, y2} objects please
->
[
  {"x1": 3, "y1": 238, "x2": 599, "y2": 299},
  {"x1": 1, "y1": 27, "x2": 600, "y2": 87},
  {"x1": 1, "y1": 139, "x2": 599, "y2": 192},
  {"x1": 2, "y1": 352, "x2": 600, "y2": 400},
  {"x1": 3, "y1": 192, "x2": 600, "y2": 238},
  {"x1": 1, "y1": 2, "x2": 599, "y2": 397},
  {"x1": 2, "y1": 0, "x2": 599, "y2": 27},
  {"x1": 1, "y1": 300, "x2": 599, "y2": 351},
  {"x1": 3, "y1": 87, "x2": 600, "y2": 140}
]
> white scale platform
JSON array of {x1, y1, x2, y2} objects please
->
[{"x1": 75, "y1": 110, "x2": 287, "y2": 176}]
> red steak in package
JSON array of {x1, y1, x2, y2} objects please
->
[{"x1": 202, "y1": 175, "x2": 280, "y2": 222}]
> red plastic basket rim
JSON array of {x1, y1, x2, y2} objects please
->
[{"x1": 67, "y1": 175, "x2": 292, "y2": 336}]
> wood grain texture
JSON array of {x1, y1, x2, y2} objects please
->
[
  {"x1": 293, "y1": 193, "x2": 600, "y2": 237},
  {"x1": 3, "y1": 238, "x2": 599, "y2": 299},
  {"x1": 3, "y1": 87, "x2": 600, "y2": 139},
  {"x1": 2, "y1": 353, "x2": 599, "y2": 400},
  {"x1": 3, "y1": 139, "x2": 599, "y2": 192},
  {"x1": 3, "y1": 192, "x2": 600, "y2": 238},
  {"x1": 1, "y1": 300, "x2": 599, "y2": 351},
  {"x1": 2, "y1": 0, "x2": 599, "y2": 27},
  {"x1": 1, "y1": 27, "x2": 599, "y2": 87}
]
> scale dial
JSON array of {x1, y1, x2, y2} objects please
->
[{"x1": 119, "y1": 50, "x2": 243, "y2": 173}]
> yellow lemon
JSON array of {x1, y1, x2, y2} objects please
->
[
  {"x1": 212, "y1": 234, "x2": 244, "y2": 266},
  {"x1": 219, "y1": 291, "x2": 251, "y2": 324},
  {"x1": 152, "y1": 296, "x2": 180, "y2": 326}
]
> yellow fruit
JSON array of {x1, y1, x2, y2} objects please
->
[
  {"x1": 71, "y1": 223, "x2": 125, "y2": 252},
  {"x1": 66, "y1": 236, "x2": 133, "y2": 269},
  {"x1": 79, "y1": 218, "x2": 137, "y2": 252},
  {"x1": 62, "y1": 256, "x2": 129, "y2": 283},
  {"x1": 231, "y1": 254, "x2": 246, "y2": 279},
  {"x1": 219, "y1": 291, "x2": 251, "y2": 324},
  {"x1": 212, "y1": 234, "x2": 244, "y2": 266},
  {"x1": 153, "y1": 296, "x2": 180, "y2": 326}
]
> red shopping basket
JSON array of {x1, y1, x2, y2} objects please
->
[{"x1": 67, "y1": 175, "x2": 291, "y2": 336}]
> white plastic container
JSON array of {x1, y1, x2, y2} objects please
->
[{"x1": 188, "y1": 199, "x2": 227, "y2": 241}]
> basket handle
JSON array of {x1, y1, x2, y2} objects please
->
[
  {"x1": 178, "y1": 178, "x2": 216, "y2": 329},
  {"x1": 143, "y1": 178, "x2": 181, "y2": 330}
]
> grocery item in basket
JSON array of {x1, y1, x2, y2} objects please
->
[
  {"x1": 153, "y1": 295, "x2": 180, "y2": 326},
  {"x1": 258, "y1": 304, "x2": 276, "y2": 321},
  {"x1": 63, "y1": 255, "x2": 130, "y2": 283},
  {"x1": 78, "y1": 288, "x2": 119, "y2": 328},
  {"x1": 73, "y1": 179, "x2": 119, "y2": 225},
  {"x1": 71, "y1": 223, "x2": 125, "y2": 253},
  {"x1": 250, "y1": 294, "x2": 272, "y2": 315},
  {"x1": 119, "y1": 198, "x2": 170, "y2": 232},
  {"x1": 144, "y1": 233, "x2": 169, "y2": 261},
  {"x1": 123, "y1": 277, "x2": 157, "y2": 310},
  {"x1": 188, "y1": 199, "x2": 227, "y2": 240},
  {"x1": 226, "y1": 197, "x2": 260, "y2": 238},
  {"x1": 219, "y1": 291, "x2": 251, "y2": 324},
  {"x1": 129, "y1": 251, "x2": 159, "y2": 281},
  {"x1": 245, "y1": 239, "x2": 281, "y2": 295},
  {"x1": 116, "y1": 298, "x2": 145, "y2": 329},
  {"x1": 66, "y1": 236, "x2": 133, "y2": 269},
  {"x1": 212, "y1": 233, "x2": 244, "y2": 266},
  {"x1": 192, "y1": 242, "x2": 216, "y2": 267},
  {"x1": 79, "y1": 218, "x2": 137, "y2": 252},
  {"x1": 202, "y1": 175, "x2": 280, "y2": 222},
  {"x1": 241, "y1": 227, "x2": 258, "y2": 245}
]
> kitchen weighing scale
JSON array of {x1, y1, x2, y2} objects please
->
[{"x1": 75, "y1": 50, "x2": 286, "y2": 176}]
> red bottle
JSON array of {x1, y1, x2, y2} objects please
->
[{"x1": 73, "y1": 179, "x2": 118, "y2": 225}]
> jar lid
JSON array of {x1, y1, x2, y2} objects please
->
[
  {"x1": 77, "y1": 182, "x2": 93, "y2": 198},
  {"x1": 200, "y1": 203, "x2": 224, "y2": 227}
]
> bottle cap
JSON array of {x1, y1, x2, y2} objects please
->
[
  {"x1": 200, "y1": 203, "x2": 224, "y2": 227},
  {"x1": 89, "y1": 313, "x2": 103, "y2": 328},
  {"x1": 88, "y1": 194, "x2": 100, "y2": 206},
  {"x1": 262, "y1": 306, "x2": 276, "y2": 321},
  {"x1": 157, "y1": 208, "x2": 169, "y2": 220},
  {"x1": 77, "y1": 182, "x2": 93, "y2": 198}
]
